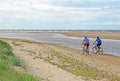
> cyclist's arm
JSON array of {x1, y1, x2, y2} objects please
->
[
  {"x1": 93, "y1": 40, "x2": 97, "y2": 45},
  {"x1": 82, "y1": 39, "x2": 85, "y2": 44}
]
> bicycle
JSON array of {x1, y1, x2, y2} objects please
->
[
  {"x1": 82, "y1": 45, "x2": 89, "y2": 55},
  {"x1": 92, "y1": 43, "x2": 103, "y2": 54}
]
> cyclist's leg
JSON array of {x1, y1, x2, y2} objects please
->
[
  {"x1": 96, "y1": 44, "x2": 100, "y2": 53},
  {"x1": 86, "y1": 44, "x2": 89, "y2": 54},
  {"x1": 97, "y1": 43, "x2": 102, "y2": 54},
  {"x1": 83, "y1": 46, "x2": 85, "y2": 54},
  {"x1": 83, "y1": 44, "x2": 88, "y2": 54},
  {"x1": 97, "y1": 46, "x2": 100, "y2": 54},
  {"x1": 99, "y1": 46, "x2": 103, "y2": 54},
  {"x1": 95, "y1": 46, "x2": 98, "y2": 53},
  {"x1": 82, "y1": 44, "x2": 85, "y2": 54}
]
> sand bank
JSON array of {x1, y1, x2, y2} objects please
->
[{"x1": 59, "y1": 32, "x2": 120, "y2": 40}]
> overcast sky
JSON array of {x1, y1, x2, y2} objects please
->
[{"x1": 0, "y1": 0, "x2": 120, "y2": 30}]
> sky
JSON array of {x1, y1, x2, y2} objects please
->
[{"x1": 0, "y1": 0, "x2": 120, "y2": 30}]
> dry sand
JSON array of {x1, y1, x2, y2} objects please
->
[
  {"x1": 59, "y1": 32, "x2": 120, "y2": 40},
  {"x1": 2, "y1": 38, "x2": 120, "y2": 81}
]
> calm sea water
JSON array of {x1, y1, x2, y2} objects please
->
[{"x1": 0, "y1": 32, "x2": 120, "y2": 57}]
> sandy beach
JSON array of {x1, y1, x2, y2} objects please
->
[
  {"x1": 59, "y1": 32, "x2": 120, "y2": 40},
  {"x1": 1, "y1": 38, "x2": 120, "y2": 81}
]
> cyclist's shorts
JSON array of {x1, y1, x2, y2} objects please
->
[
  {"x1": 84, "y1": 44, "x2": 89, "y2": 47},
  {"x1": 97, "y1": 43, "x2": 101, "y2": 46}
]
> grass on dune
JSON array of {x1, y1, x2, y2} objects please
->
[
  {"x1": 0, "y1": 40, "x2": 39, "y2": 81},
  {"x1": 12, "y1": 40, "x2": 120, "y2": 81},
  {"x1": 45, "y1": 51, "x2": 99, "y2": 78},
  {"x1": 43, "y1": 50, "x2": 120, "y2": 81}
]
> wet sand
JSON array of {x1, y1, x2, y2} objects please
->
[{"x1": 59, "y1": 32, "x2": 120, "y2": 40}]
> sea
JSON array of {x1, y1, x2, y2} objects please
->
[{"x1": 0, "y1": 30, "x2": 119, "y2": 57}]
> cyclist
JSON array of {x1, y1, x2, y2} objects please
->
[
  {"x1": 94, "y1": 37, "x2": 102, "y2": 51},
  {"x1": 82, "y1": 36, "x2": 90, "y2": 50}
]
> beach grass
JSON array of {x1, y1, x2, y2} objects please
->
[
  {"x1": 21, "y1": 39, "x2": 32, "y2": 43},
  {"x1": 43, "y1": 50, "x2": 120, "y2": 80},
  {"x1": 13, "y1": 40, "x2": 120, "y2": 81},
  {"x1": 45, "y1": 51, "x2": 100, "y2": 78},
  {"x1": 0, "y1": 40, "x2": 39, "y2": 81}
]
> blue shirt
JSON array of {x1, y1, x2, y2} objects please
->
[
  {"x1": 83, "y1": 38, "x2": 89, "y2": 44},
  {"x1": 96, "y1": 38, "x2": 102, "y2": 44}
]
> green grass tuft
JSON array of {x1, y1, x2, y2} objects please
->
[
  {"x1": 0, "y1": 40, "x2": 39, "y2": 81},
  {"x1": 21, "y1": 40, "x2": 32, "y2": 43}
]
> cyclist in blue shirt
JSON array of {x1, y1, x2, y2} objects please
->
[
  {"x1": 82, "y1": 37, "x2": 90, "y2": 48},
  {"x1": 94, "y1": 37, "x2": 102, "y2": 50}
]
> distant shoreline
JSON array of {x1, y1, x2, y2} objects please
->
[{"x1": 0, "y1": 29, "x2": 119, "y2": 33}]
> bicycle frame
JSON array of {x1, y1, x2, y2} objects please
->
[
  {"x1": 92, "y1": 43, "x2": 103, "y2": 54},
  {"x1": 82, "y1": 45, "x2": 89, "y2": 55}
]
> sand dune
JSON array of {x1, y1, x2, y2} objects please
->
[{"x1": 2, "y1": 38, "x2": 120, "y2": 81}]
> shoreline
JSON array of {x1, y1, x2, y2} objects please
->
[
  {"x1": 1, "y1": 37, "x2": 119, "y2": 58},
  {"x1": 0, "y1": 31, "x2": 120, "y2": 40}
]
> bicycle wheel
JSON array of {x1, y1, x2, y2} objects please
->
[
  {"x1": 83, "y1": 47, "x2": 89, "y2": 55},
  {"x1": 86, "y1": 47, "x2": 89, "y2": 55},
  {"x1": 82, "y1": 47, "x2": 85, "y2": 54},
  {"x1": 98, "y1": 47, "x2": 103, "y2": 55},
  {"x1": 92, "y1": 47, "x2": 97, "y2": 54}
]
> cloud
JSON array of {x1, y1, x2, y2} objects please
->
[
  {"x1": 61, "y1": 0, "x2": 120, "y2": 3},
  {"x1": 0, "y1": 1, "x2": 111, "y2": 18},
  {"x1": 0, "y1": 0, "x2": 120, "y2": 30}
]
